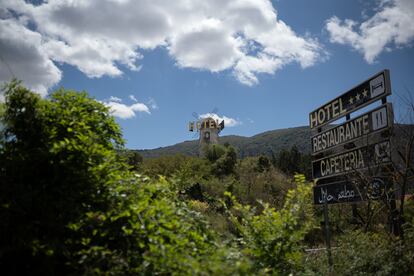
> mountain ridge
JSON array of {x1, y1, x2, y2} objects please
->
[{"x1": 136, "y1": 126, "x2": 312, "y2": 159}]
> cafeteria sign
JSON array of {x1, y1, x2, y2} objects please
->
[{"x1": 312, "y1": 140, "x2": 391, "y2": 179}]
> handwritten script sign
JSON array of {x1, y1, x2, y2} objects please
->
[
  {"x1": 313, "y1": 178, "x2": 386, "y2": 205},
  {"x1": 309, "y1": 70, "x2": 391, "y2": 129},
  {"x1": 313, "y1": 181, "x2": 363, "y2": 205}
]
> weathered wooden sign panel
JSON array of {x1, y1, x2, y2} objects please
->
[
  {"x1": 309, "y1": 70, "x2": 391, "y2": 129},
  {"x1": 311, "y1": 103, "x2": 393, "y2": 155},
  {"x1": 312, "y1": 140, "x2": 391, "y2": 179},
  {"x1": 313, "y1": 177, "x2": 386, "y2": 205},
  {"x1": 313, "y1": 181, "x2": 363, "y2": 205}
]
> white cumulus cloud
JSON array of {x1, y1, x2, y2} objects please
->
[
  {"x1": 0, "y1": 17, "x2": 61, "y2": 97},
  {"x1": 109, "y1": 96, "x2": 122, "y2": 102},
  {"x1": 102, "y1": 96, "x2": 151, "y2": 119},
  {"x1": 129, "y1": 95, "x2": 138, "y2": 102},
  {"x1": 0, "y1": 0, "x2": 325, "y2": 93},
  {"x1": 200, "y1": 113, "x2": 241, "y2": 127},
  {"x1": 326, "y1": 0, "x2": 414, "y2": 63}
]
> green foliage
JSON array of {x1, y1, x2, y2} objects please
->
[
  {"x1": 120, "y1": 150, "x2": 143, "y2": 171},
  {"x1": 0, "y1": 81, "x2": 125, "y2": 273},
  {"x1": 225, "y1": 175, "x2": 316, "y2": 274},
  {"x1": 0, "y1": 82, "x2": 251, "y2": 275},
  {"x1": 200, "y1": 144, "x2": 238, "y2": 177},
  {"x1": 172, "y1": 157, "x2": 212, "y2": 190},
  {"x1": 307, "y1": 230, "x2": 414, "y2": 276},
  {"x1": 140, "y1": 153, "x2": 214, "y2": 183},
  {"x1": 203, "y1": 144, "x2": 226, "y2": 162},
  {"x1": 68, "y1": 175, "x2": 251, "y2": 275},
  {"x1": 212, "y1": 145, "x2": 237, "y2": 176},
  {"x1": 140, "y1": 154, "x2": 190, "y2": 177},
  {"x1": 275, "y1": 145, "x2": 300, "y2": 174},
  {"x1": 272, "y1": 145, "x2": 311, "y2": 177},
  {"x1": 2, "y1": 82, "x2": 413, "y2": 275},
  {"x1": 235, "y1": 157, "x2": 294, "y2": 207},
  {"x1": 138, "y1": 126, "x2": 312, "y2": 159},
  {"x1": 256, "y1": 155, "x2": 271, "y2": 172}
]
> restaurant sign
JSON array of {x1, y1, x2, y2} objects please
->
[{"x1": 311, "y1": 103, "x2": 393, "y2": 155}]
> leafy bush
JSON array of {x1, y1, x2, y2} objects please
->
[
  {"x1": 203, "y1": 144, "x2": 226, "y2": 163},
  {"x1": 67, "y1": 175, "x2": 251, "y2": 275},
  {"x1": 225, "y1": 175, "x2": 316, "y2": 274},
  {"x1": 307, "y1": 229, "x2": 414, "y2": 275},
  {"x1": 140, "y1": 154, "x2": 190, "y2": 178},
  {"x1": 171, "y1": 156, "x2": 212, "y2": 191},
  {"x1": 212, "y1": 145, "x2": 237, "y2": 176},
  {"x1": 235, "y1": 157, "x2": 294, "y2": 207},
  {"x1": 0, "y1": 82, "x2": 125, "y2": 273},
  {"x1": 0, "y1": 82, "x2": 251, "y2": 275}
]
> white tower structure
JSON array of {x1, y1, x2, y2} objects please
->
[{"x1": 189, "y1": 117, "x2": 224, "y2": 156}]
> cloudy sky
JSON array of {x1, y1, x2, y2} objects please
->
[{"x1": 1, "y1": 0, "x2": 413, "y2": 149}]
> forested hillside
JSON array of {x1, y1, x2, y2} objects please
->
[{"x1": 138, "y1": 126, "x2": 311, "y2": 158}]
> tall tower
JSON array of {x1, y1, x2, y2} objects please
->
[{"x1": 189, "y1": 117, "x2": 224, "y2": 155}]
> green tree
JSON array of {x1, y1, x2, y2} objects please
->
[
  {"x1": 0, "y1": 82, "x2": 251, "y2": 275},
  {"x1": 275, "y1": 145, "x2": 303, "y2": 175},
  {"x1": 203, "y1": 144, "x2": 226, "y2": 162},
  {"x1": 69, "y1": 175, "x2": 251, "y2": 275},
  {"x1": 0, "y1": 82, "x2": 125, "y2": 273},
  {"x1": 256, "y1": 155, "x2": 271, "y2": 172},
  {"x1": 225, "y1": 174, "x2": 316, "y2": 274},
  {"x1": 212, "y1": 145, "x2": 237, "y2": 176},
  {"x1": 120, "y1": 150, "x2": 143, "y2": 171}
]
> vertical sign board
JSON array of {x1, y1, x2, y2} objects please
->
[
  {"x1": 309, "y1": 69, "x2": 393, "y2": 205},
  {"x1": 309, "y1": 70, "x2": 391, "y2": 130}
]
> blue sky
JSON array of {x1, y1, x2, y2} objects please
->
[{"x1": 1, "y1": 0, "x2": 413, "y2": 149}]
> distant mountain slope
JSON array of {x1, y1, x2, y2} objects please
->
[{"x1": 137, "y1": 126, "x2": 312, "y2": 159}]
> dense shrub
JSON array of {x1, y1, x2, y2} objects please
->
[
  {"x1": 226, "y1": 176, "x2": 316, "y2": 274},
  {"x1": 0, "y1": 83, "x2": 249, "y2": 274},
  {"x1": 140, "y1": 154, "x2": 190, "y2": 178},
  {"x1": 0, "y1": 82, "x2": 125, "y2": 273},
  {"x1": 306, "y1": 229, "x2": 414, "y2": 276},
  {"x1": 67, "y1": 175, "x2": 252, "y2": 275}
]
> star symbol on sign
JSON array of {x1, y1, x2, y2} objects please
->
[
  {"x1": 355, "y1": 93, "x2": 361, "y2": 101},
  {"x1": 349, "y1": 97, "x2": 354, "y2": 104},
  {"x1": 362, "y1": 89, "x2": 368, "y2": 98}
]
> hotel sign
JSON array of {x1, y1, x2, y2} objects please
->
[
  {"x1": 189, "y1": 118, "x2": 224, "y2": 132},
  {"x1": 309, "y1": 70, "x2": 391, "y2": 129},
  {"x1": 312, "y1": 140, "x2": 391, "y2": 179},
  {"x1": 311, "y1": 103, "x2": 393, "y2": 155}
]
